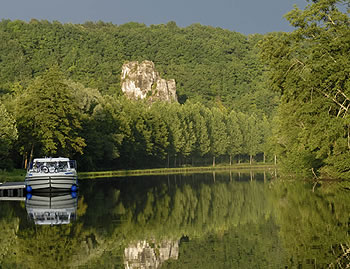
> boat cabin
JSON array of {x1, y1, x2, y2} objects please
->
[{"x1": 29, "y1": 157, "x2": 76, "y2": 174}]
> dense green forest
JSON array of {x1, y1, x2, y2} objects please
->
[
  {"x1": 0, "y1": 16, "x2": 277, "y2": 171},
  {"x1": 0, "y1": 0, "x2": 349, "y2": 178}
]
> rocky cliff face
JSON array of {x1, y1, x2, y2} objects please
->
[
  {"x1": 124, "y1": 240, "x2": 179, "y2": 269},
  {"x1": 121, "y1": 61, "x2": 177, "y2": 103}
]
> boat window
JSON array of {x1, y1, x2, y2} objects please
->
[
  {"x1": 47, "y1": 162, "x2": 57, "y2": 173},
  {"x1": 33, "y1": 162, "x2": 44, "y2": 172},
  {"x1": 58, "y1": 161, "x2": 68, "y2": 172},
  {"x1": 58, "y1": 214, "x2": 69, "y2": 221},
  {"x1": 30, "y1": 159, "x2": 75, "y2": 173},
  {"x1": 69, "y1": 160, "x2": 77, "y2": 169}
]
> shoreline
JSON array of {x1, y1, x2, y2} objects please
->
[
  {"x1": 78, "y1": 163, "x2": 277, "y2": 179},
  {"x1": 0, "y1": 163, "x2": 277, "y2": 181}
]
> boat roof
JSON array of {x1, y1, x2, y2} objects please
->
[{"x1": 33, "y1": 157, "x2": 70, "y2": 162}]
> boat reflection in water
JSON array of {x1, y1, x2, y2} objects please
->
[{"x1": 26, "y1": 191, "x2": 78, "y2": 225}]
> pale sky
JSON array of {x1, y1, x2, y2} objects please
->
[{"x1": 0, "y1": 0, "x2": 307, "y2": 34}]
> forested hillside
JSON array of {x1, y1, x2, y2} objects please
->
[
  {"x1": 0, "y1": 19, "x2": 277, "y2": 170},
  {"x1": 0, "y1": 20, "x2": 276, "y2": 113}
]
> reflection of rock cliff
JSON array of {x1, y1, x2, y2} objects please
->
[
  {"x1": 124, "y1": 240, "x2": 179, "y2": 269},
  {"x1": 121, "y1": 61, "x2": 177, "y2": 103}
]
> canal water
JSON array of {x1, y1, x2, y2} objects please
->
[{"x1": 0, "y1": 171, "x2": 349, "y2": 268}]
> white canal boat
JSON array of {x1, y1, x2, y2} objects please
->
[{"x1": 25, "y1": 157, "x2": 78, "y2": 192}]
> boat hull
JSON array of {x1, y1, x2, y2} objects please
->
[{"x1": 25, "y1": 173, "x2": 78, "y2": 191}]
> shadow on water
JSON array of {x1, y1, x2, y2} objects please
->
[{"x1": 1, "y1": 170, "x2": 350, "y2": 268}]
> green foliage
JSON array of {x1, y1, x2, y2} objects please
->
[
  {"x1": 0, "y1": 19, "x2": 277, "y2": 113},
  {"x1": 14, "y1": 66, "x2": 86, "y2": 159},
  {"x1": 186, "y1": 102, "x2": 211, "y2": 157},
  {"x1": 259, "y1": 0, "x2": 350, "y2": 178},
  {"x1": 0, "y1": 101, "x2": 17, "y2": 168},
  {"x1": 0, "y1": 19, "x2": 278, "y2": 170},
  {"x1": 226, "y1": 110, "x2": 243, "y2": 162},
  {"x1": 208, "y1": 107, "x2": 228, "y2": 164},
  {"x1": 80, "y1": 95, "x2": 130, "y2": 170}
]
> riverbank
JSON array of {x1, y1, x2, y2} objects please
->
[
  {"x1": 0, "y1": 163, "x2": 277, "y2": 182},
  {"x1": 0, "y1": 169, "x2": 27, "y2": 182},
  {"x1": 78, "y1": 163, "x2": 277, "y2": 179}
]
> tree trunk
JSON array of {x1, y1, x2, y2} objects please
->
[
  {"x1": 213, "y1": 156, "x2": 216, "y2": 167},
  {"x1": 249, "y1": 155, "x2": 253, "y2": 165},
  {"x1": 24, "y1": 153, "x2": 28, "y2": 169},
  {"x1": 263, "y1": 153, "x2": 266, "y2": 163},
  {"x1": 274, "y1": 154, "x2": 277, "y2": 165},
  {"x1": 27, "y1": 143, "x2": 35, "y2": 169},
  {"x1": 174, "y1": 155, "x2": 176, "y2": 168},
  {"x1": 229, "y1": 155, "x2": 232, "y2": 166}
]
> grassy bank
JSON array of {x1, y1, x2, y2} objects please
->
[
  {"x1": 78, "y1": 163, "x2": 277, "y2": 179},
  {"x1": 0, "y1": 169, "x2": 27, "y2": 182}
]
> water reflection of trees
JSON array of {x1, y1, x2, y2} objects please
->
[
  {"x1": 1, "y1": 176, "x2": 350, "y2": 268},
  {"x1": 271, "y1": 181, "x2": 350, "y2": 268},
  {"x1": 117, "y1": 179, "x2": 272, "y2": 239}
]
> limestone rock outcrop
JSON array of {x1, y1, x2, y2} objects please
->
[
  {"x1": 121, "y1": 61, "x2": 177, "y2": 103},
  {"x1": 124, "y1": 240, "x2": 179, "y2": 269}
]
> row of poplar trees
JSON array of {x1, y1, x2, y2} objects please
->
[{"x1": 0, "y1": 66, "x2": 272, "y2": 171}]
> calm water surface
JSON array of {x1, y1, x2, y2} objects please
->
[{"x1": 0, "y1": 171, "x2": 350, "y2": 268}]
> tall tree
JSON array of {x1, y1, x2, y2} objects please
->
[
  {"x1": 208, "y1": 107, "x2": 228, "y2": 166},
  {"x1": 83, "y1": 95, "x2": 131, "y2": 170},
  {"x1": 179, "y1": 105, "x2": 197, "y2": 164},
  {"x1": 190, "y1": 102, "x2": 211, "y2": 162},
  {"x1": 260, "y1": 115, "x2": 271, "y2": 163},
  {"x1": 259, "y1": 0, "x2": 350, "y2": 178},
  {"x1": 15, "y1": 66, "x2": 85, "y2": 166},
  {"x1": 246, "y1": 114, "x2": 261, "y2": 164},
  {"x1": 226, "y1": 110, "x2": 243, "y2": 165},
  {"x1": 0, "y1": 102, "x2": 18, "y2": 168},
  {"x1": 160, "y1": 103, "x2": 185, "y2": 167}
]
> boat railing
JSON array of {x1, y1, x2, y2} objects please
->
[{"x1": 28, "y1": 161, "x2": 76, "y2": 174}]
